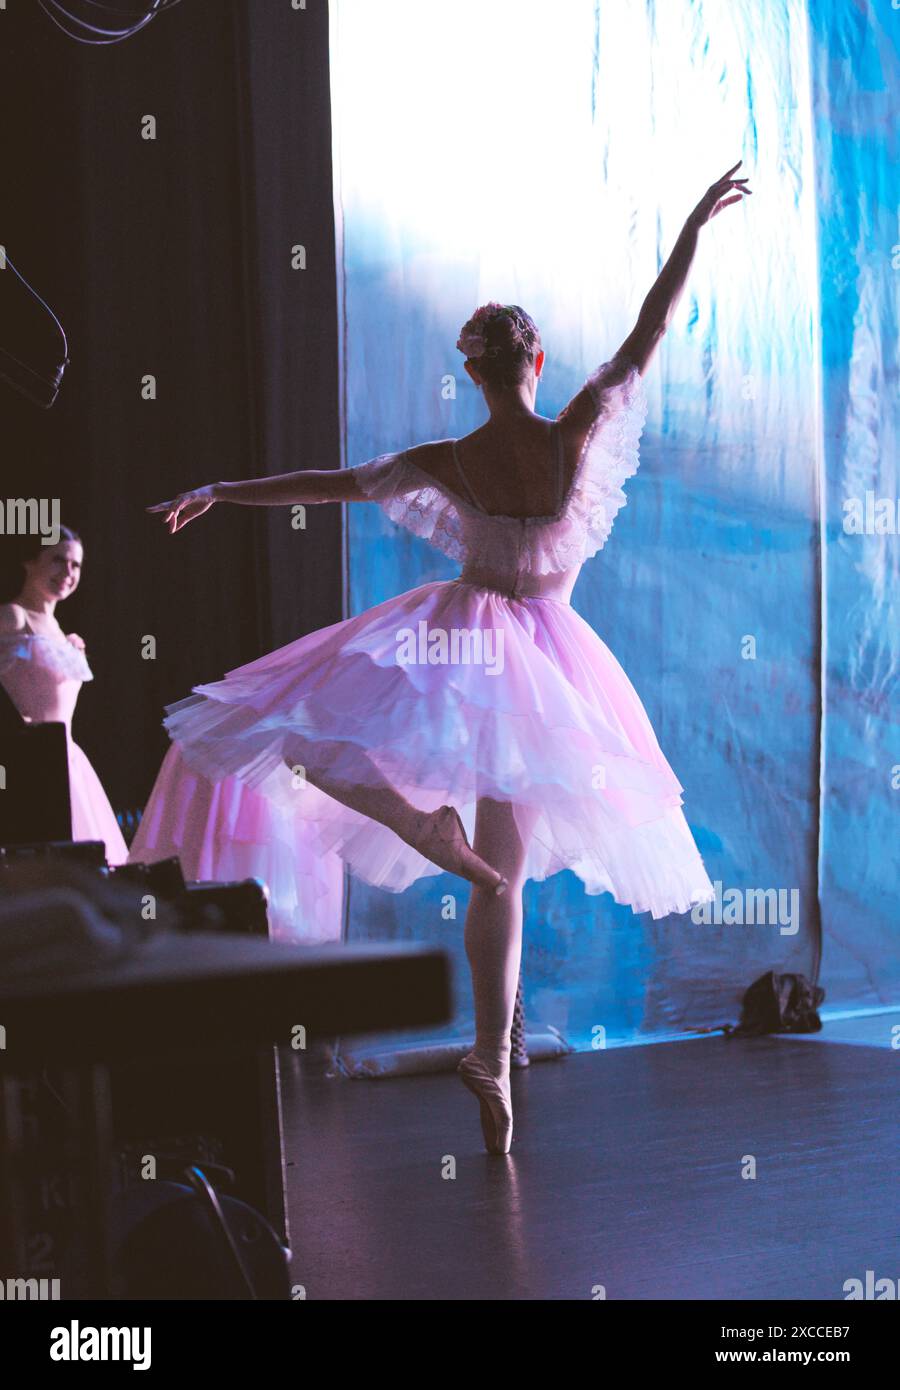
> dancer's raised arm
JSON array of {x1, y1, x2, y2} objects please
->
[
  {"x1": 557, "y1": 161, "x2": 751, "y2": 435},
  {"x1": 147, "y1": 467, "x2": 367, "y2": 534},
  {"x1": 617, "y1": 160, "x2": 752, "y2": 376}
]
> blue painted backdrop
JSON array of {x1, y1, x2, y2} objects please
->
[
  {"x1": 808, "y1": 0, "x2": 899, "y2": 1012},
  {"x1": 328, "y1": 0, "x2": 899, "y2": 1049}
]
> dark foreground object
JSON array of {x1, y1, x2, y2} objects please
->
[{"x1": 0, "y1": 935, "x2": 450, "y2": 1296}]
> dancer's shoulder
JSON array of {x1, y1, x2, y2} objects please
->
[
  {"x1": 351, "y1": 440, "x2": 448, "y2": 498},
  {"x1": 401, "y1": 439, "x2": 457, "y2": 490},
  {"x1": 557, "y1": 351, "x2": 644, "y2": 436},
  {"x1": 0, "y1": 602, "x2": 29, "y2": 635}
]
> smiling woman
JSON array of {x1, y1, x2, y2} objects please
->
[{"x1": 0, "y1": 528, "x2": 128, "y2": 865}]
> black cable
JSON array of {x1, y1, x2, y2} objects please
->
[
  {"x1": 2, "y1": 253, "x2": 69, "y2": 359},
  {"x1": 75, "y1": 0, "x2": 176, "y2": 13},
  {"x1": 0, "y1": 253, "x2": 69, "y2": 406},
  {"x1": 38, "y1": 1, "x2": 161, "y2": 43},
  {"x1": 36, "y1": 0, "x2": 183, "y2": 46},
  {"x1": 183, "y1": 1165, "x2": 257, "y2": 1300}
]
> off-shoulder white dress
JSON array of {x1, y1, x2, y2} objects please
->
[{"x1": 0, "y1": 621, "x2": 128, "y2": 864}]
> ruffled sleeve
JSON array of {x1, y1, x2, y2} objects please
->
[
  {"x1": 563, "y1": 352, "x2": 648, "y2": 562},
  {"x1": 350, "y1": 450, "x2": 468, "y2": 564},
  {"x1": 0, "y1": 633, "x2": 93, "y2": 683}
]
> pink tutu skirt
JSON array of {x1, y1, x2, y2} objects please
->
[
  {"x1": 69, "y1": 736, "x2": 129, "y2": 866},
  {"x1": 151, "y1": 578, "x2": 714, "y2": 920},
  {"x1": 128, "y1": 745, "x2": 345, "y2": 942}
]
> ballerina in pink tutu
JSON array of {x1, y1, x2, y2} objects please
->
[
  {"x1": 0, "y1": 527, "x2": 128, "y2": 866},
  {"x1": 140, "y1": 164, "x2": 750, "y2": 1153}
]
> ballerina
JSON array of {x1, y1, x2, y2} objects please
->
[
  {"x1": 142, "y1": 163, "x2": 751, "y2": 1154},
  {"x1": 0, "y1": 527, "x2": 128, "y2": 866}
]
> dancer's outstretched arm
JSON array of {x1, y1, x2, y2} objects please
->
[
  {"x1": 596, "y1": 160, "x2": 753, "y2": 387},
  {"x1": 147, "y1": 466, "x2": 371, "y2": 534},
  {"x1": 619, "y1": 160, "x2": 751, "y2": 375},
  {"x1": 150, "y1": 164, "x2": 751, "y2": 536},
  {"x1": 557, "y1": 161, "x2": 751, "y2": 435}
]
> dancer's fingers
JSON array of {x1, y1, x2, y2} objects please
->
[{"x1": 711, "y1": 193, "x2": 744, "y2": 217}]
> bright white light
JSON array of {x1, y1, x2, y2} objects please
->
[{"x1": 331, "y1": 0, "x2": 817, "y2": 505}]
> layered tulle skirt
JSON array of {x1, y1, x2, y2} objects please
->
[
  {"x1": 132, "y1": 578, "x2": 714, "y2": 924},
  {"x1": 128, "y1": 746, "x2": 344, "y2": 942},
  {"x1": 69, "y1": 736, "x2": 129, "y2": 866}
]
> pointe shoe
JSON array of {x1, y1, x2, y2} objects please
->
[
  {"x1": 412, "y1": 806, "x2": 508, "y2": 895},
  {"x1": 457, "y1": 1052, "x2": 513, "y2": 1155}
]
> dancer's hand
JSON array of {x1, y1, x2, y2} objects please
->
[
  {"x1": 146, "y1": 484, "x2": 218, "y2": 534},
  {"x1": 66, "y1": 633, "x2": 86, "y2": 652},
  {"x1": 688, "y1": 160, "x2": 752, "y2": 227}
]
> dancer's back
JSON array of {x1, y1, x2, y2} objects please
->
[
  {"x1": 354, "y1": 353, "x2": 645, "y2": 603},
  {"x1": 407, "y1": 348, "x2": 629, "y2": 519}
]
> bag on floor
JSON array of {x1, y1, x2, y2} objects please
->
[{"x1": 724, "y1": 970, "x2": 825, "y2": 1037}]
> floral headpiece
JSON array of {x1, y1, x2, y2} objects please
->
[{"x1": 456, "y1": 302, "x2": 537, "y2": 360}]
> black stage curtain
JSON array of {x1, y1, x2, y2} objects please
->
[{"x1": 1, "y1": 0, "x2": 342, "y2": 820}]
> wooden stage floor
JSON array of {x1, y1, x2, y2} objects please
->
[{"x1": 282, "y1": 1033, "x2": 898, "y2": 1301}]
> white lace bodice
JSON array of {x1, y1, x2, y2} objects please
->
[
  {"x1": 0, "y1": 629, "x2": 92, "y2": 726},
  {"x1": 352, "y1": 354, "x2": 647, "y2": 601}
]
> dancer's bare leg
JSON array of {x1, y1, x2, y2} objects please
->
[
  {"x1": 283, "y1": 738, "x2": 505, "y2": 891},
  {"x1": 463, "y1": 797, "x2": 540, "y2": 1077},
  {"x1": 285, "y1": 738, "x2": 419, "y2": 836}
]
